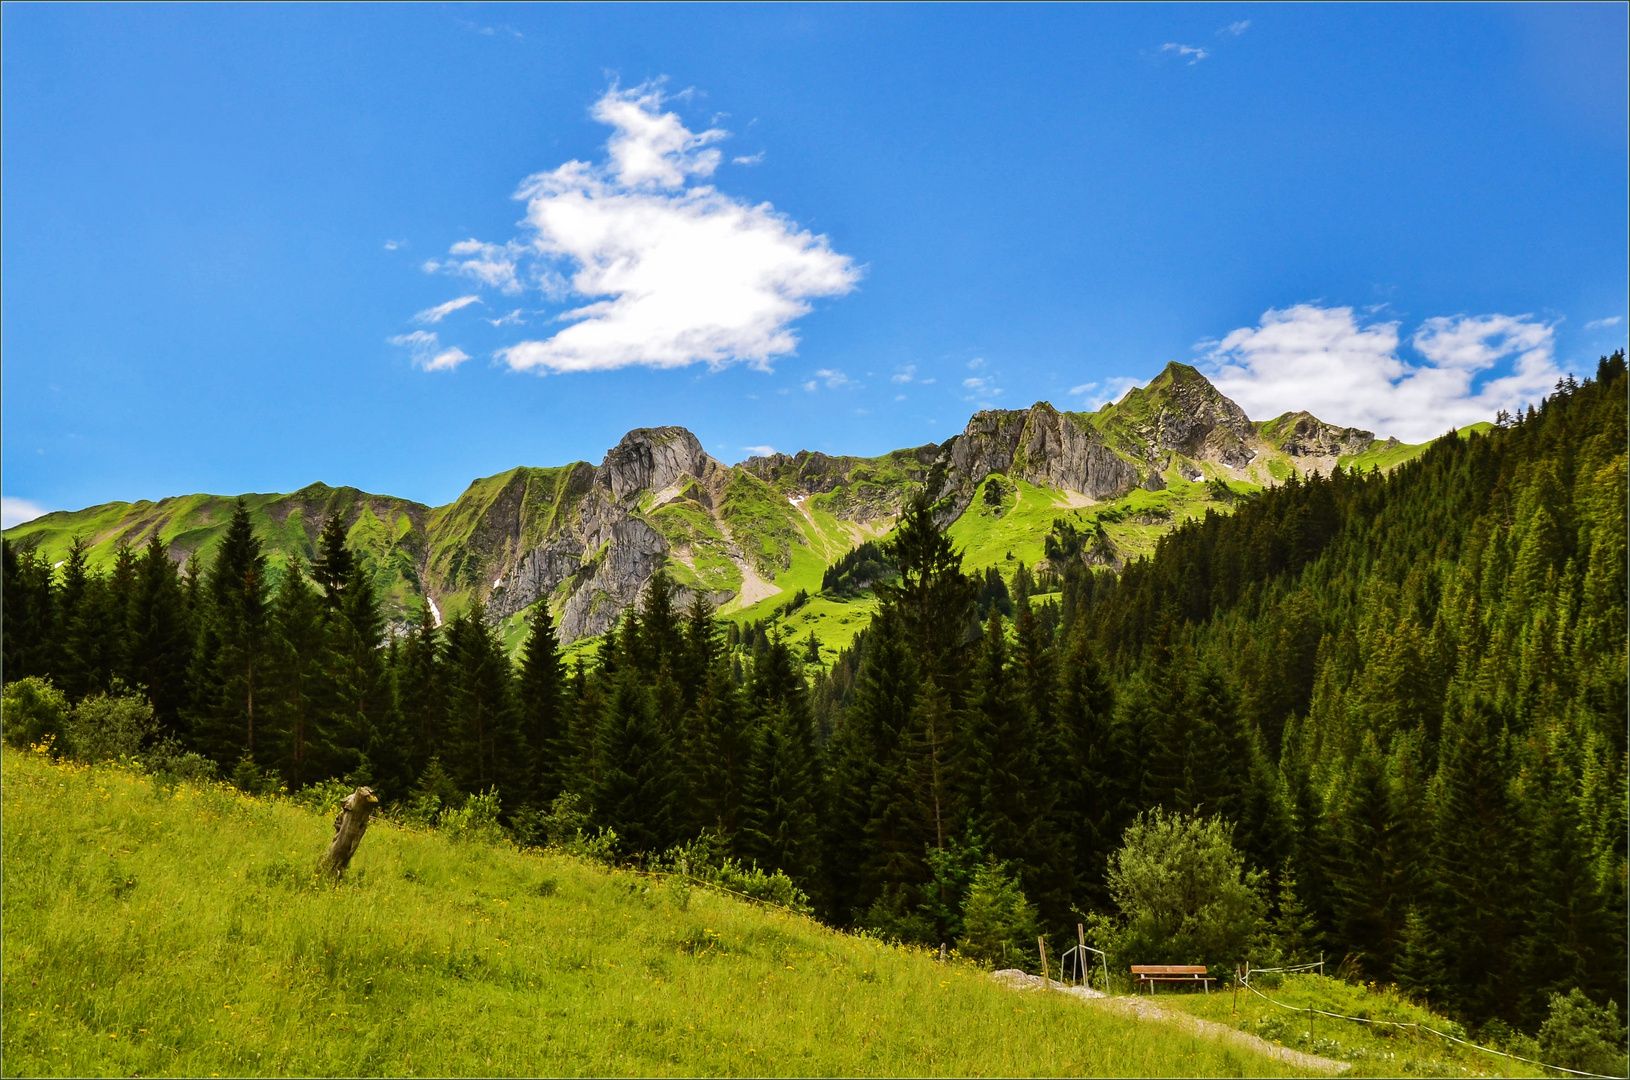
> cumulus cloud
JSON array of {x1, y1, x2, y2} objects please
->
[
  {"x1": 2, "y1": 496, "x2": 51, "y2": 529},
  {"x1": 415, "y1": 295, "x2": 482, "y2": 323},
  {"x1": 891, "y1": 364, "x2": 917, "y2": 383},
  {"x1": 1162, "y1": 43, "x2": 1209, "y2": 63},
  {"x1": 1585, "y1": 316, "x2": 1623, "y2": 330},
  {"x1": 383, "y1": 239, "x2": 405, "y2": 251},
  {"x1": 418, "y1": 82, "x2": 857, "y2": 376},
  {"x1": 813, "y1": 368, "x2": 852, "y2": 389},
  {"x1": 1198, "y1": 304, "x2": 1563, "y2": 442},
  {"x1": 1222, "y1": 20, "x2": 1250, "y2": 35},
  {"x1": 389, "y1": 330, "x2": 472, "y2": 372}
]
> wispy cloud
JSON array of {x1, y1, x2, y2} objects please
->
[
  {"x1": 1, "y1": 496, "x2": 51, "y2": 529},
  {"x1": 732, "y1": 152, "x2": 765, "y2": 166},
  {"x1": 389, "y1": 330, "x2": 472, "y2": 372},
  {"x1": 1198, "y1": 304, "x2": 1563, "y2": 442},
  {"x1": 1162, "y1": 43, "x2": 1210, "y2": 64},
  {"x1": 383, "y1": 239, "x2": 406, "y2": 251},
  {"x1": 891, "y1": 364, "x2": 917, "y2": 384},
  {"x1": 741, "y1": 444, "x2": 776, "y2": 456},
  {"x1": 1221, "y1": 20, "x2": 1250, "y2": 36},
  {"x1": 1585, "y1": 316, "x2": 1623, "y2": 330},
  {"x1": 1069, "y1": 376, "x2": 1146, "y2": 409},
  {"x1": 966, "y1": 357, "x2": 985, "y2": 369},
  {"x1": 486, "y1": 309, "x2": 525, "y2": 327},
  {"x1": 813, "y1": 368, "x2": 852, "y2": 389},
  {"x1": 421, "y1": 81, "x2": 858, "y2": 376},
  {"x1": 414, "y1": 295, "x2": 481, "y2": 324}
]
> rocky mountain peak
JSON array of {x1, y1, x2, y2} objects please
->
[
  {"x1": 596, "y1": 426, "x2": 719, "y2": 502},
  {"x1": 1098, "y1": 361, "x2": 1256, "y2": 470}
]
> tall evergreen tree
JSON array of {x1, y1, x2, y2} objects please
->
[
  {"x1": 127, "y1": 533, "x2": 192, "y2": 731},
  {"x1": 191, "y1": 499, "x2": 270, "y2": 760},
  {"x1": 516, "y1": 601, "x2": 568, "y2": 806}
]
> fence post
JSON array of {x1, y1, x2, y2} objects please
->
[
  {"x1": 1232, "y1": 965, "x2": 1239, "y2": 1016},
  {"x1": 1037, "y1": 937, "x2": 1049, "y2": 985},
  {"x1": 1076, "y1": 924, "x2": 1086, "y2": 988}
]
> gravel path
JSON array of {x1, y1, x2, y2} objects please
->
[{"x1": 991, "y1": 970, "x2": 1350, "y2": 1075}]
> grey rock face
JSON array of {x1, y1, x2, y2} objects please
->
[
  {"x1": 598, "y1": 427, "x2": 716, "y2": 502},
  {"x1": 1266, "y1": 412, "x2": 1376, "y2": 459},
  {"x1": 928, "y1": 402, "x2": 1141, "y2": 518}
]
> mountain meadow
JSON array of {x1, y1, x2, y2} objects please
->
[{"x1": 3, "y1": 354, "x2": 1626, "y2": 1076}]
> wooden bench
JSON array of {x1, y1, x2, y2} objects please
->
[{"x1": 1131, "y1": 964, "x2": 1214, "y2": 993}]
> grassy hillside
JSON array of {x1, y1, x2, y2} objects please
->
[{"x1": 2, "y1": 748, "x2": 1314, "y2": 1078}]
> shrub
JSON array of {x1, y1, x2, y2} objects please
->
[
  {"x1": 1, "y1": 676, "x2": 70, "y2": 751},
  {"x1": 1538, "y1": 989, "x2": 1627, "y2": 1078},
  {"x1": 1103, "y1": 807, "x2": 1264, "y2": 972},
  {"x1": 64, "y1": 688, "x2": 159, "y2": 762},
  {"x1": 956, "y1": 860, "x2": 1038, "y2": 969},
  {"x1": 441, "y1": 787, "x2": 506, "y2": 845}
]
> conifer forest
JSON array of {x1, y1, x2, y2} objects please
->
[{"x1": 6, "y1": 353, "x2": 1625, "y2": 1040}]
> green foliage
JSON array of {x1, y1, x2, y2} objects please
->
[
  {"x1": 1, "y1": 675, "x2": 70, "y2": 751},
  {"x1": 957, "y1": 860, "x2": 1040, "y2": 969},
  {"x1": 1105, "y1": 808, "x2": 1265, "y2": 972},
  {"x1": 64, "y1": 687, "x2": 160, "y2": 763},
  {"x1": 1537, "y1": 989, "x2": 1628, "y2": 1078}
]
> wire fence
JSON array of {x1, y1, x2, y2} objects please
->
[{"x1": 1235, "y1": 972, "x2": 1621, "y2": 1080}]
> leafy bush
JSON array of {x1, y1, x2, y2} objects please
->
[
  {"x1": 956, "y1": 860, "x2": 1038, "y2": 969},
  {"x1": 653, "y1": 833, "x2": 811, "y2": 913},
  {"x1": 1103, "y1": 807, "x2": 1264, "y2": 972},
  {"x1": 64, "y1": 688, "x2": 159, "y2": 763},
  {"x1": 1, "y1": 677, "x2": 69, "y2": 751},
  {"x1": 1538, "y1": 989, "x2": 1627, "y2": 1078},
  {"x1": 441, "y1": 787, "x2": 506, "y2": 845},
  {"x1": 141, "y1": 738, "x2": 220, "y2": 786},
  {"x1": 293, "y1": 777, "x2": 360, "y2": 816}
]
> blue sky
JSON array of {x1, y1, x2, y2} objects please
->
[{"x1": 3, "y1": 3, "x2": 1625, "y2": 523}]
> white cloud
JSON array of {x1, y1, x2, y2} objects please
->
[
  {"x1": 389, "y1": 330, "x2": 472, "y2": 372},
  {"x1": 894, "y1": 394, "x2": 907, "y2": 401},
  {"x1": 1222, "y1": 20, "x2": 1250, "y2": 36},
  {"x1": 1070, "y1": 376, "x2": 1146, "y2": 409},
  {"x1": 423, "y1": 82, "x2": 859, "y2": 376},
  {"x1": 383, "y1": 239, "x2": 405, "y2": 251},
  {"x1": 802, "y1": 380, "x2": 818, "y2": 393},
  {"x1": 1162, "y1": 43, "x2": 1210, "y2": 63},
  {"x1": 891, "y1": 364, "x2": 917, "y2": 383},
  {"x1": 966, "y1": 357, "x2": 985, "y2": 369},
  {"x1": 424, "y1": 347, "x2": 471, "y2": 372},
  {"x1": 963, "y1": 377, "x2": 986, "y2": 390},
  {"x1": 742, "y1": 445, "x2": 776, "y2": 456},
  {"x1": 813, "y1": 368, "x2": 851, "y2": 389},
  {"x1": 1585, "y1": 316, "x2": 1623, "y2": 330},
  {"x1": 486, "y1": 309, "x2": 525, "y2": 327},
  {"x1": 1199, "y1": 304, "x2": 1562, "y2": 442},
  {"x1": 2, "y1": 496, "x2": 51, "y2": 529},
  {"x1": 414, "y1": 295, "x2": 482, "y2": 323},
  {"x1": 732, "y1": 152, "x2": 765, "y2": 166}
]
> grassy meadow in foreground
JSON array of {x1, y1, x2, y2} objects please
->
[{"x1": 1, "y1": 748, "x2": 1312, "y2": 1078}]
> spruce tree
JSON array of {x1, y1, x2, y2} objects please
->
[
  {"x1": 127, "y1": 533, "x2": 192, "y2": 731},
  {"x1": 516, "y1": 600, "x2": 568, "y2": 807},
  {"x1": 262, "y1": 558, "x2": 334, "y2": 789},
  {"x1": 192, "y1": 499, "x2": 271, "y2": 761},
  {"x1": 310, "y1": 512, "x2": 354, "y2": 611},
  {"x1": 591, "y1": 665, "x2": 671, "y2": 853}
]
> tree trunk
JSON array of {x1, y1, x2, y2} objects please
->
[{"x1": 321, "y1": 786, "x2": 379, "y2": 877}]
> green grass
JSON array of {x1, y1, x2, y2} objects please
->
[
  {"x1": 3, "y1": 748, "x2": 1316, "y2": 1078},
  {"x1": 1337, "y1": 424, "x2": 1493, "y2": 474},
  {"x1": 1159, "y1": 972, "x2": 1549, "y2": 1078}
]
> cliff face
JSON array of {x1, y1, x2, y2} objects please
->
[{"x1": 926, "y1": 403, "x2": 1142, "y2": 520}]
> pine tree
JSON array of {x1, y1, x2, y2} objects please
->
[
  {"x1": 191, "y1": 499, "x2": 271, "y2": 761},
  {"x1": 1053, "y1": 624, "x2": 1119, "y2": 911},
  {"x1": 262, "y1": 557, "x2": 334, "y2": 789},
  {"x1": 127, "y1": 533, "x2": 192, "y2": 731},
  {"x1": 394, "y1": 599, "x2": 445, "y2": 779},
  {"x1": 442, "y1": 605, "x2": 522, "y2": 802},
  {"x1": 516, "y1": 601, "x2": 568, "y2": 807},
  {"x1": 310, "y1": 512, "x2": 354, "y2": 611},
  {"x1": 874, "y1": 492, "x2": 977, "y2": 695},
  {"x1": 591, "y1": 666, "x2": 671, "y2": 853},
  {"x1": 1329, "y1": 738, "x2": 1410, "y2": 982}
]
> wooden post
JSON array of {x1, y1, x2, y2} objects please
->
[
  {"x1": 1076, "y1": 924, "x2": 1087, "y2": 988},
  {"x1": 1037, "y1": 937, "x2": 1049, "y2": 986},
  {"x1": 321, "y1": 786, "x2": 379, "y2": 877},
  {"x1": 1232, "y1": 965, "x2": 1239, "y2": 1015}
]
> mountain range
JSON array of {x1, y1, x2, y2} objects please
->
[{"x1": 3, "y1": 362, "x2": 1455, "y2": 650}]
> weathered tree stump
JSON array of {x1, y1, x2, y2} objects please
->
[{"x1": 320, "y1": 786, "x2": 379, "y2": 878}]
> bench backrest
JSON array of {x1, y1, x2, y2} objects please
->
[{"x1": 1130, "y1": 965, "x2": 1209, "y2": 975}]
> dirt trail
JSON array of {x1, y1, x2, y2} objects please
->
[{"x1": 991, "y1": 971, "x2": 1350, "y2": 1075}]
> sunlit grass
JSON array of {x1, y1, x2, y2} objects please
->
[{"x1": 3, "y1": 747, "x2": 1316, "y2": 1077}]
